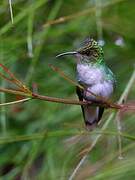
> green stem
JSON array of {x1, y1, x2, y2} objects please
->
[{"x1": 0, "y1": 98, "x2": 31, "y2": 106}]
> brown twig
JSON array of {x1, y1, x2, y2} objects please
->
[
  {"x1": 43, "y1": 0, "x2": 124, "y2": 27},
  {"x1": 32, "y1": 93, "x2": 88, "y2": 106},
  {"x1": 0, "y1": 63, "x2": 133, "y2": 111},
  {"x1": 0, "y1": 88, "x2": 31, "y2": 97},
  {"x1": 0, "y1": 86, "x2": 135, "y2": 111},
  {"x1": 0, "y1": 63, "x2": 135, "y2": 113},
  {"x1": 0, "y1": 64, "x2": 31, "y2": 94},
  {"x1": 0, "y1": 98, "x2": 31, "y2": 106}
]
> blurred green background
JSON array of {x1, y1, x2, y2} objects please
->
[{"x1": 0, "y1": 0, "x2": 135, "y2": 179}]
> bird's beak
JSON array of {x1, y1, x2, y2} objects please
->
[{"x1": 56, "y1": 51, "x2": 78, "y2": 58}]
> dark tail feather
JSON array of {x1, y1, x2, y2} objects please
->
[
  {"x1": 83, "y1": 106, "x2": 99, "y2": 130},
  {"x1": 83, "y1": 106, "x2": 104, "y2": 130},
  {"x1": 76, "y1": 86, "x2": 85, "y2": 118},
  {"x1": 98, "y1": 107, "x2": 104, "y2": 124},
  {"x1": 76, "y1": 86, "x2": 104, "y2": 130}
]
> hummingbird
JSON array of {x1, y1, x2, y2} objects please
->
[{"x1": 56, "y1": 38, "x2": 116, "y2": 130}]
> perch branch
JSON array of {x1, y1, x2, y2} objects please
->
[
  {"x1": 32, "y1": 93, "x2": 88, "y2": 106},
  {"x1": 0, "y1": 64, "x2": 134, "y2": 112}
]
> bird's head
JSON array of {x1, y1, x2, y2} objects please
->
[{"x1": 56, "y1": 38, "x2": 104, "y2": 63}]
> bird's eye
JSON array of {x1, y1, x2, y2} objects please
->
[
  {"x1": 92, "y1": 41, "x2": 97, "y2": 47},
  {"x1": 93, "y1": 53, "x2": 98, "y2": 57}
]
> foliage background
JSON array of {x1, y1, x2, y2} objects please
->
[{"x1": 0, "y1": 0, "x2": 135, "y2": 179}]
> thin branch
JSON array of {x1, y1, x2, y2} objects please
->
[
  {"x1": 115, "y1": 69, "x2": 135, "y2": 159},
  {"x1": 9, "y1": 0, "x2": 14, "y2": 24},
  {"x1": 49, "y1": 64, "x2": 83, "y2": 90},
  {"x1": 27, "y1": 10, "x2": 34, "y2": 58},
  {"x1": 0, "y1": 88, "x2": 32, "y2": 97},
  {"x1": 0, "y1": 64, "x2": 134, "y2": 111},
  {"x1": 0, "y1": 98, "x2": 31, "y2": 106},
  {"x1": 0, "y1": 64, "x2": 31, "y2": 93},
  {"x1": 116, "y1": 113, "x2": 123, "y2": 159},
  {"x1": 68, "y1": 68, "x2": 135, "y2": 180},
  {"x1": 43, "y1": 0, "x2": 124, "y2": 27},
  {"x1": 0, "y1": 81, "x2": 7, "y2": 135},
  {"x1": 0, "y1": 87, "x2": 88, "y2": 106},
  {"x1": 118, "y1": 70, "x2": 135, "y2": 104},
  {"x1": 32, "y1": 93, "x2": 88, "y2": 106},
  {"x1": 0, "y1": 78, "x2": 133, "y2": 110},
  {"x1": 0, "y1": 86, "x2": 134, "y2": 110}
]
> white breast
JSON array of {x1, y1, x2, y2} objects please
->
[
  {"x1": 87, "y1": 81, "x2": 114, "y2": 98},
  {"x1": 77, "y1": 63, "x2": 103, "y2": 85}
]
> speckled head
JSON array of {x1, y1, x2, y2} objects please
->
[
  {"x1": 76, "y1": 38, "x2": 104, "y2": 61},
  {"x1": 56, "y1": 38, "x2": 104, "y2": 63}
]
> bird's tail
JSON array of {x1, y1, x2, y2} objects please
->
[
  {"x1": 76, "y1": 86, "x2": 104, "y2": 130},
  {"x1": 83, "y1": 106, "x2": 104, "y2": 130}
]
